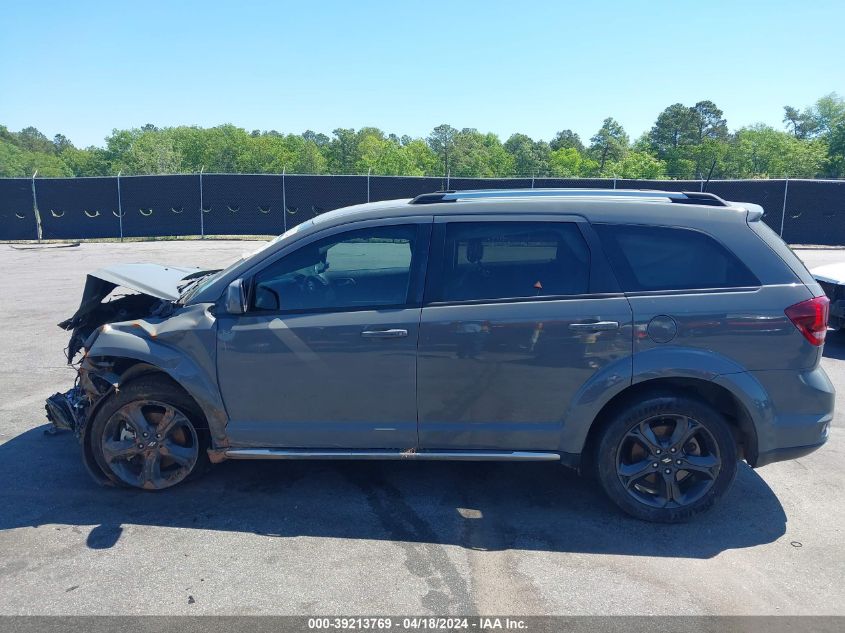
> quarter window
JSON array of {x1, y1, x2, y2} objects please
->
[
  {"x1": 594, "y1": 224, "x2": 759, "y2": 291},
  {"x1": 435, "y1": 222, "x2": 590, "y2": 302},
  {"x1": 252, "y1": 225, "x2": 417, "y2": 312}
]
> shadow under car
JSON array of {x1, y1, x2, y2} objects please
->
[{"x1": 0, "y1": 425, "x2": 787, "y2": 557}]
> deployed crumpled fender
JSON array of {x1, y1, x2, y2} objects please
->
[{"x1": 80, "y1": 303, "x2": 229, "y2": 449}]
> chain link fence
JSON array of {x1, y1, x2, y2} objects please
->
[{"x1": 1, "y1": 174, "x2": 844, "y2": 245}]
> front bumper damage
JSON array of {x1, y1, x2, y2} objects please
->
[
  {"x1": 44, "y1": 387, "x2": 86, "y2": 435},
  {"x1": 45, "y1": 356, "x2": 119, "y2": 436},
  {"x1": 45, "y1": 355, "x2": 130, "y2": 486}
]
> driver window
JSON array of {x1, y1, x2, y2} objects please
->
[{"x1": 252, "y1": 224, "x2": 417, "y2": 312}]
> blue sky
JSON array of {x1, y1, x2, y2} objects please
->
[{"x1": 1, "y1": 0, "x2": 843, "y2": 147}]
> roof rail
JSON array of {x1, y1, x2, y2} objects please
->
[{"x1": 409, "y1": 188, "x2": 729, "y2": 207}]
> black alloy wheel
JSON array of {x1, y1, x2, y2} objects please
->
[{"x1": 596, "y1": 394, "x2": 737, "y2": 522}]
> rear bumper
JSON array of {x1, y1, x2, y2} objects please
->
[
  {"x1": 755, "y1": 439, "x2": 828, "y2": 467},
  {"x1": 748, "y1": 365, "x2": 834, "y2": 467}
]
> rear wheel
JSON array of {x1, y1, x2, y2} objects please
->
[
  {"x1": 595, "y1": 394, "x2": 737, "y2": 522},
  {"x1": 90, "y1": 375, "x2": 209, "y2": 490}
]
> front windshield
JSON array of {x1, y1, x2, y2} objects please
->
[{"x1": 179, "y1": 219, "x2": 315, "y2": 303}]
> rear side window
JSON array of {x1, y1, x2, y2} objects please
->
[
  {"x1": 748, "y1": 220, "x2": 816, "y2": 287},
  {"x1": 435, "y1": 221, "x2": 590, "y2": 302},
  {"x1": 595, "y1": 224, "x2": 759, "y2": 292}
]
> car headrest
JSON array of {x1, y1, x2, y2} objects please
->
[{"x1": 466, "y1": 239, "x2": 484, "y2": 264}]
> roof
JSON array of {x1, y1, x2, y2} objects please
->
[{"x1": 307, "y1": 188, "x2": 756, "y2": 232}]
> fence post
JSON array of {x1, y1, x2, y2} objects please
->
[
  {"x1": 446, "y1": 170, "x2": 450, "y2": 191},
  {"x1": 531, "y1": 172, "x2": 535, "y2": 188},
  {"x1": 31, "y1": 171, "x2": 42, "y2": 242},
  {"x1": 700, "y1": 179, "x2": 705, "y2": 192},
  {"x1": 282, "y1": 167, "x2": 287, "y2": 234},
  {"x1": 367, "y1": 168, "x2": 371, "y2": 202},
  {"x1": 780, "y1": 178, "x2": 790, "y2": 238},
  {"x1": 199, "y1": 167, "x2": 205, "y2": 239},
  {"x1": 117, "y1": 171, "x2": 123, "y2": 242},
  {"x1": 613, "y1": 176, "x2": 617, "y2": 190}
]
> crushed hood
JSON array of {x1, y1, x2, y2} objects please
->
[
  {"x1": 86, "y1": 263, "x2": 205, "y2": 301},
  {"x1": 59, "y1": 263, "x2": 209, "y2": 362}
]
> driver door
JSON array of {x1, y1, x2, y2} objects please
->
[{"x1": 216, "y1": 218, "x2": 431, "y2": 449}]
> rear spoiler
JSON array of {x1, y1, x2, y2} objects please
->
[{"x1": 728, "y1": 201, "x2": 765, "y2": 222}]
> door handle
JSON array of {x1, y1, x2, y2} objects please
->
[
  {"x1": 569, "y1": 321, "x2": 619, "y2": 332},
  {"x1": 361, "y1": 328, "x2": 409, "y2": 338}
]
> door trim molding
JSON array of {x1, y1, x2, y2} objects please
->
[{"x1": 222, "y1": 448, "x2": 561, "y2": 462}]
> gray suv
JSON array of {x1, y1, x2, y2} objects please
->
[{"x1": 46, "y1": 189, "x2": 834, "y2": 522}]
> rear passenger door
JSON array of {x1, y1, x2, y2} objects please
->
[{"x1": 417, "y1": 215, "x2": 633, "y2": 451}]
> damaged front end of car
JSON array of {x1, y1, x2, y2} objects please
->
[{"x1": 44, "y1": 264, "x2": 208, "y2": 438}]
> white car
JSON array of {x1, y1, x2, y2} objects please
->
[{"x1": 812, "y1": 263, "x2": 845, "y2": 330}]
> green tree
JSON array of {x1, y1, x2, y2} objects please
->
[
  {"x1": 401, "y1": 139, "x2": 439, "y2": 175},
  {"x1": 235, "y1": 133, "x2": 294, "y2": 173},
  {"x1": 52, "y1": 134, "x2": 74, "y2": 153},
  {"x1": 446, "y1": 129, "x2": 514, "y2": 177},
  {"x1": 803, "y1": 93, "x2": 845, "y2": 136},
  {"x1": 724, "y1": 125, "x2": 826, "y2": 178},
  {"x1": 649, "y1": 101, "x2": 729, "y2": 176},
  {"x1": 60, "y1": 146, "x2": 111, "y2": 176},
  {"x1": 284, "y1": 135, "x2": 327, "y2": 173},
  {"x1": 827, "y1": 120, "x2": 845, "y2": 176},
  {"x1": 606, "y1": 151, "x2": 667, "y2": 179},
  {"x1": 130, "y1": 131, "x2": 183, "y2": 174},
  {"x1": 649, "y1": 103, "x2": 698, "y2": 155},
  {"x1": 589, "y1": 117, "x2": 629, "y2": 172},
  {"x1": 550, "y1": 129, "x2": 584, "y2": 153},
  {"x1": 0, "y1": 137, "x2": 72, "y2": 176},
  {"x1": 504, "y1": 133, "x2": 550, "y2": 176},
  {"x1": 0, "y1": 139, "x2": 27, "y2": 176},
  {"x1": 14, "y1": 126, "x2": 56, "y2": 154},
  {"x1": 326, "y1": 128, "x2": 360, "y2": 173},
  {"x1": 302, "y1": 130, "x2": 330, "y2": 148},
  {"x1": 356, "y1": 135, "x2": 418, "y2": 175},
  {"x1": 783, "y1": 106, "x2": 809, "y2": 139},
  {"x1": 427, "y1": 124, "x2": 457, "y2": 176},
  {"x1": 548, "y1": 147, "x2": 598, "y2": 177},
  {"x1": 691, "y1": 100, "x2": 728, "y2": 143}
]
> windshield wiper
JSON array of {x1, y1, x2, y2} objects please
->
[{"x1": 177, "y1": 270, "x2": 221, "y2": 300}]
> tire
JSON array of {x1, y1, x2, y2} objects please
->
[
  {"x1": 89, "y1": 374, "x2": 210, "y2": 490},
  {"x1": 595, "y1": 394, "x2": 737, "y2": 523}
]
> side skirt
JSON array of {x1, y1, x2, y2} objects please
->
[{"x1": 221, "y1": 448, "x2": 562, "y2": 462}]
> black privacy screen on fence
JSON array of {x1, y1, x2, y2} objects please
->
[
  {"x1": 0, "y1": 178, "x2": 37, "y2": 240},
  {"x1": 119, "y1": 175, "x2": 202, "y2": 238},
  {"x1": 36, "y1": 177, "x2": 120, "y2": 239},
  {"x1": 2, "y1": 175, "x2": 844, "y2": 245}
]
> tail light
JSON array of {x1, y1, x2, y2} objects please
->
[{"x1": 785, "y1": 296, "x2": 829, "y2": 346}]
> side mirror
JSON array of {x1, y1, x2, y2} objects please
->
[{"x1": 225, "y1": 279, "x2": 246, "y2": 314}]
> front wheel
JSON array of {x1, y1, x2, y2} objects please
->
[
  {"x1": 90, "y1": 375, "x2": 209, "y2": 490},
  {"x1": 595, "y1": 394, "x2": 737, "y2": 523}
]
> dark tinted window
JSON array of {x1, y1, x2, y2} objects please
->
[
  {"x1": 595, "y1": 224, "x2": 759, "y2": 291},
  {"x1": 436, "y1": 222, "x2": 590, "y2": 302},
  {"x1": 252, "y1": 225, "x2": 417, "y2": 312}
]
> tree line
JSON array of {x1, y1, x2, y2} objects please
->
[{"x1": 1, "y1": 93, "x2": 843, "y2": 180}]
